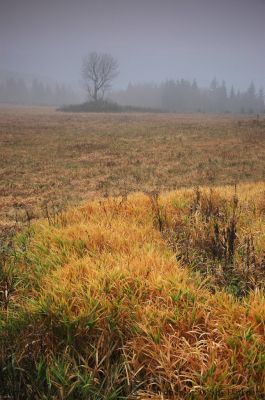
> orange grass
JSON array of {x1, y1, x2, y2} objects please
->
[{"x1": 1, "y1": 183, "x2": 265, "y2": 399}]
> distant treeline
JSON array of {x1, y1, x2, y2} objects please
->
[
  {"x1": 0, "y1": 78, "x2": 79, "y2": 106},
  {"x1": 112, "y1": 79, "x2": 265, "y2": 114},
  {"x1": 1, "y1": 76, "x2": 264, "y2": 114}
]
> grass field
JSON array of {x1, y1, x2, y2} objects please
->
[
  {"x1": 1, "y1": 107, "x2": 265, "y2": 399},
  {"x1": 0, "y1": 106, "x2": 264, "y2": 231},
  {"x1": 1, "y1": 183, "x2": 265, "y2": 399}
]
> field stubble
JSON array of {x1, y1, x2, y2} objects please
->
[{"x1": 0, "y1": 106, "x2": 265, "y2": 231}]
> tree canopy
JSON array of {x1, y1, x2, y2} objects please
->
[{"x1": 82, "y1": 52, "x2": 119, "y2": 102}]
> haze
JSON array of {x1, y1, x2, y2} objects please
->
[{"x1": 1, "y1": 0, "x2": 265, "y2": 90}]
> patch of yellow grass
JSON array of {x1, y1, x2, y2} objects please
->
[{"x1": 1, "y1": 183, "x2": 265, "y2": 399}]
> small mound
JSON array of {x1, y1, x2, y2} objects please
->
[{"x1": 58, "y1": 99, "x2": 165, "y2": 113}]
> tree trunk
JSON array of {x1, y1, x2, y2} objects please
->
[{"x1": 93, "y1": 84, "x2": 98, "y2": 102}]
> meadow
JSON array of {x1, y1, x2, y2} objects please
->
[
  {"x1": 0, "y1": 106, "x2": 264, "y2": 230},
  {"x1": 0, "y1": 107, "x2": 265, "y2": 399}
]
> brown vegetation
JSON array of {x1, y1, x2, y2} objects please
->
[
  {"x1": 1, "y1": 107, "x2": 265, "y2": 399},
  {"x1": 0, "y1": 106, "x2": 264, "y2": 231}
]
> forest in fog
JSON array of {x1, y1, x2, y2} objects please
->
[
  {"x1": 112, "y1": 79, "x2": 265, "y2": 114},
  {"x1": 0, "y1": 76, "x2": 79, "y2": 106},
  {"x1": 1, "y1": 75, "x2": 264, "y2": 113}
]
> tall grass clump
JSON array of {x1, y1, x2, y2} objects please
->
[
  {"x1": 1, "y1": 183, "x2": 265, "y2": 399},
  {"x1": 158, "y1": 184, "x2": 265, "y2": 296}
]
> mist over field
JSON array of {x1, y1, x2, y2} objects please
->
[
  {"x1": 2, "y1": 2, "x2": 265, "y2": 399},
  {"x1": 0, "y1": 0, "x2": 265, "y2": 109}
]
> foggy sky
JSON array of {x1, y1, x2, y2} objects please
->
[{"x1": 1, "y1": 0, "x2": 265, "y2": 91}]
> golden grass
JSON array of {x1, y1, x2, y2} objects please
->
[{"x1": 1, "y1": 182, "x2": 265, "y2": 398}]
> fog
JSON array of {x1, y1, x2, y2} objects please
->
[{"x1": 1, "y1": 0, "x2": 265, "y2": 102}]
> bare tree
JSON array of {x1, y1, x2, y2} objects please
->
[{"x1": 82, "y1": 52, "x2": 119, "y2": 102}]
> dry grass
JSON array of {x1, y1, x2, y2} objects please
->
[
  {"x1": 1, "y1": 183, "x2": 265, "y2": 399},
  {"x1": 0, "y1": 106, "x2": 265, "y2": 231},
  {"x1": 1, "y1": 107, "x2": 265, "y2": 398}
]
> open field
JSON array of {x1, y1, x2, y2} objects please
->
[
  {"x1": 1, "y1": 183, "x2": 265, "y2": 398},
  {"x1": 0, "y1": 106, "x2": 265, "y2": 230},
  {"x1": 1, "y1": 107, "x2": 265, "y2": 399}
]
